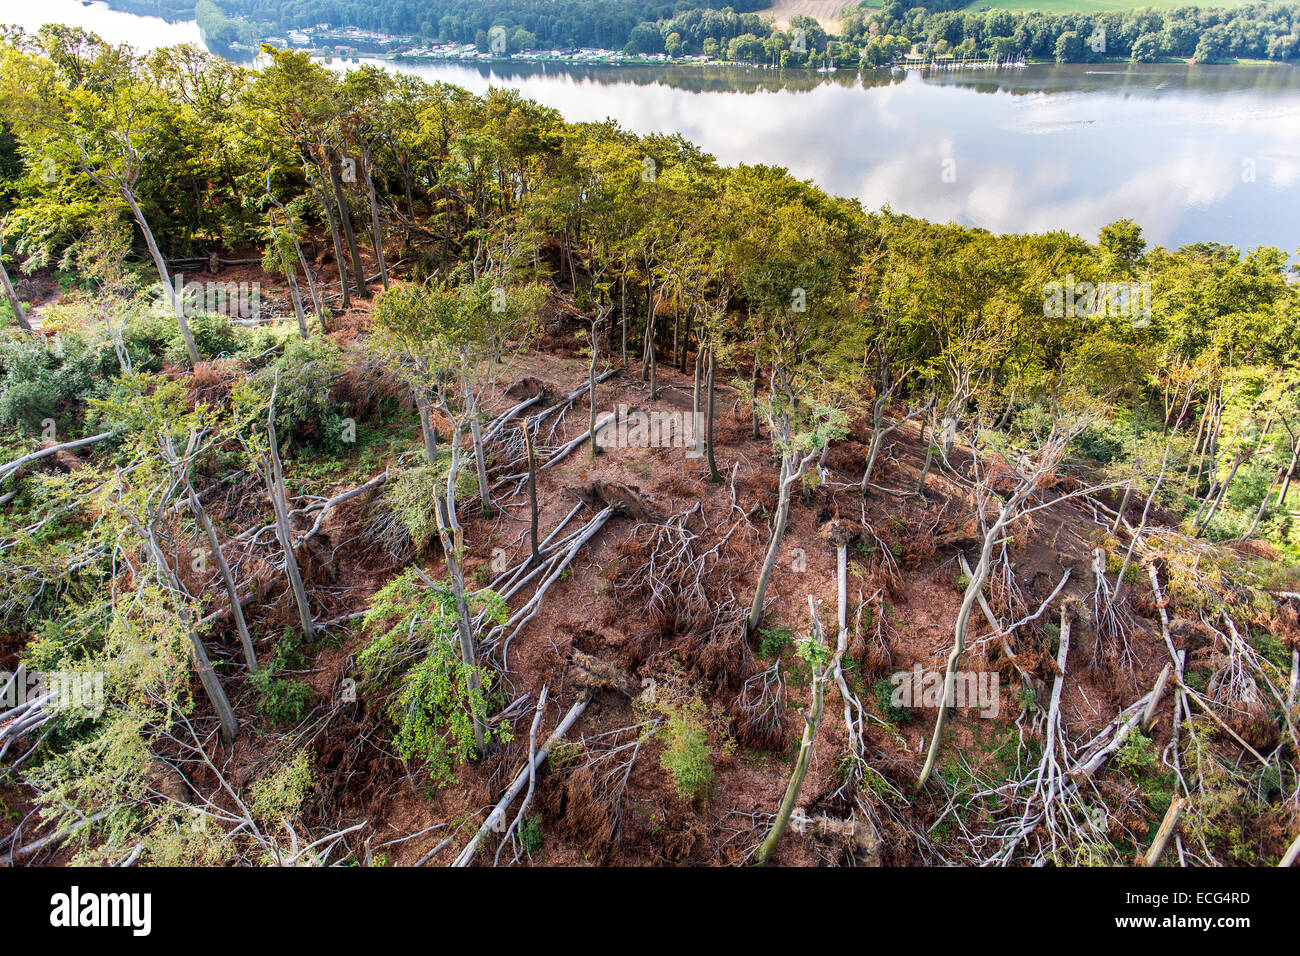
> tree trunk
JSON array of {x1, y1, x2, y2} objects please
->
[
  {"x1": 1111, "y1": 481, "x2": 1134, "y2": 536},
  {"x1": 917, "y1": 417, "x2": 935, "y2": 497},
  {"x1": 1279, "y1": 438, "x2": 1299, "y2": 508},
  {"x1": 748, "y1": 448, "x2": 817, "y2": 635},
  {"x1": 120, "y1": 185, "x2": 198, "y2": 366},
  {"x1": 441, "y1": 400, "x2": 464, "y2": 544},
  {"x1": 329, "y1": 152, "x2": 367, "y2": 300},
  {"x1": 0, "y1": 248, "x2": 32, "y2": 333},
  {"x1": 1195, "y1": 452, "x2": 1243, "y2": 538},
  {"x1": 265, "y1": 392, "x2": 315, "y2": 643},
  {"x1": 588, "y1": 318, "x2": 600, "y2": 456},
  {"x1": 756, "y1": 597, "x2": 832, "y2": 865},
  {"x1": 706, "y1": 345, "x2": 720, "y2": 483},
  {"x1": 415, "y1": 390, "x2": 439, "y2": 465},
  {"x1": 435, "y1": 496, "x2": 487, "y2": 755},
  {"x1": 620, "y1": 271, "x2": 628, "y2": 366},
  {"x1": 268, "y1": 191, "x2": 323, "y2": 321},
  {"x1": 470, "y1": 410, "x2": 492, "y2": 518},
  {"x1": 362, "y1": 145, "x2": 389, "y2": 291},
  {"x1": 287, "y1": 270, "x2": 309, "y2": 341},
  {"x1": 131, "y1": 514, "x2": 237, "y2": 744},
  {"x1": 524, "y1": 426, "x2": 540, "y2": 568},
  {"x1": 309, "y1": 162, "x2": 350, "y2": 312},
  {"x1": 916, "y1": 482, "x2": 1035, "y2": 789},
  {"x1": 1243, "y1": 467, "x2": 1283, "y2": 540},
  {"x1": 187, "y1": 485, "x2": 258, "y2": 674}
]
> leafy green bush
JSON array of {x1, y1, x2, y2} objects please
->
[
  {"x1": 371, "y1": 459, "x2": 479, "y2": 559},
  {"x1": 358, "y1": 569, "x2": 509, "y2": 785},
  {"x1": 235, "y1": 336, "x2": 351, "y2": 452},
  {"x1": 873, "y1": 676, "x2": 911, "y2": 725},
  {"x1": 1117, "y1": 728, "x2": 1157, "y2": 776},
  {"x1": 758, "y1": 626, "x2": 794, "y2": 660},
  {"x1": 118, "y1": 310, "x2": 178, "y2": 372},
  {"x1": 165, "y1": 312, "x2": 241, "y2": 366},
  {"x1": 249, "y1": 630, "x2": 314, "y2": 726},
  {"x1": 658, "y1": 696, "x2": 715, "y2": 803},
  {"x1": 519, "y1": 814, "x2": 543, "y2": 854},
  {"x1": 1073, "y1": 421, "x2": 1126, "y2": 464},
  {"x1": 0, "y1": 332, "x2": 107, "y2": 434},
  {"x1": 249, "y1": 750, "x2": 315, "y2": 829},
  {"x1": 249, "y1": 669, "x2": 314, "y2": 725}
]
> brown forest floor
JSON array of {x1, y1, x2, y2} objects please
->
[{"x1": 4, "y1": 251, "x2": 1290, "y2": 867}]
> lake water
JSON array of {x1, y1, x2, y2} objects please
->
[{"x1": 5, "y1": 2, "x2": 1299, "y2": 256}]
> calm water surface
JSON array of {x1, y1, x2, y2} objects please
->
[
  {"x1": 4, "y1": 2, "x2": 1299, "y2": 254},
  {"x1": 368, "y1": 58, "x2": 1300, "y2": 255}
]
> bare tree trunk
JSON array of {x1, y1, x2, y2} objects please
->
[
  {"x1": 917, "y1": 480, "x2": 1036, "y2": 789},
  {"x1": 862, "y1": 397, "x2": 928, "y2": 493},
  {"x1": 159, "y1": 436, "x2": 260, "y2": 676},
  {"x1": 309, "y1": 162, "x2": 350, "y2": 312},
  {"x1": 440, "y1": 399, "x2": 464, "y2": 544},
  {"x1": 917, "y1": 415, "x2": 936, "y2": 497},
  {"x1": 747, "y1": 447, "x2": 818, "y2": 636},
  {"x1": 0, "y1": 221, "x2": 32, "y2": 333},
  {"x1": 120, "y1": 185, "x2": 199, "y2": 365},
  {"x1": 1111, "y1": 481, "x2": 1134, "y2": 536},
  {"x1": 435, "y1": 496, "x2": 487, "y2": 755},
  {"x1": 267, "y1": 182, "x2": 323, "y2": 321},
  {"x1": 1195, "y1": 451, "x2": 1244, "y2": 538},
  {"x1": 1144, "y1": 796, "x2": 1186, "y2": 867},
  {"x1": 266, "y1": 384, "x2": 315, "y2": 643},
  {"x1": 361, "y1": 145, "x2": 389, "y2": 290},
  {"x1": 706, "y1": 345, "x2": 720, "y2": 483},
  {"x1": 415, "y1": 390, "x2": 439, "y2": 465},
  {"x1": 1279, "y1": 438, "x2": 1299, "y2": 507},
  {"x1": 1243, "y1": 467, "x2": 1284, "y2": 540},
  {"x1": 524, "y1": 426, "x2": 540, "y2": 569},
  {"x1": 756, "y1": 596, "x2": 834, "y2": 865},
  {"x1": 588, "y1": 316, "x2": 601, "y2": 456},
  {"x1": 619, "y1": 270, "x2": 628, "y2": 366},
  {"x1": 692, "y1": 346, "x2": 703, "y2": 422},
  {"x1": 128, "y1": 513, "x2": 237, "y2": 744},
  {"x1": 469, "y1": 407, "x2": 492, "y2": 518},
  {"x1": 287, "y1": 271, "x2": 310, "y2": 341},
  {"x1": 328, "y1": 151, "x2": 367, "y2": 300},
  {"x1": 188, "y1": 485, "x2": 258, "y2": 674}
]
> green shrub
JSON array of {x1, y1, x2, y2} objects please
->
[
  {"x1": 873, "y1": 676, "x2": 911, "y2": 725},
  {"x1": 372, "y1": 459, "x2": 479, "y2": 559},
  {"x1": 165, "y1": 312, "x2": 240, "y2": 366},
  {"x1": 658, "y1": 696, "x2": 715, "y2": 803},
  {"x1": 249, "y1": 630, "x2": 314, "y2": 726},
  {"x1": 358, "y1": 569, "x2": 509, "y2": 786},
  {"x1": 758, "y1": 626, "x2": 794, "y2": 660},
  {"x1": 519, "y1": 814, "x2": 543, "y2": 854},
  {"x1": 1117, "y1": 728, "x2": 1157, "y2": 776},
  {"x1": 236, "y1": 336, "x2": 351, "y2": 452},
  {"x1": 0, "y1": 332, "x2": 106, "y2": 434},
  {"x1": 118, "y1": 310, "x2": 178, "y2": 372},
  {"x1": 248, "y1": 750, "x2": 315, "y2": 829},
  {"x1": 1073, "y1": 421, "x2": 1126, "y2": 464}
]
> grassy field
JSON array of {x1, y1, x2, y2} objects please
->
[{"x1": 958, "y1": 0, "x2": 1262, "y2": 12}]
